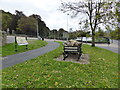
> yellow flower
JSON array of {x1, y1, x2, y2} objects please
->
[{"x1": 54, "y1": 82, "x2": 58, "y2": 86}]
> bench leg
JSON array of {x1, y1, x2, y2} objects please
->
[
  {"x1": 63, "y1": 52, "x2": 65, "y2": 60},
  {"x1": 63, "y1": 52, "x2": 68, "y2": 60},
  {"x1": 78, "y1": 52, "x2": 82, "y2": 61}
]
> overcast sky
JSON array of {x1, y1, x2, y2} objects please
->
[{"x1": 0, "y1": 0, "x2": 85, "y2": 31}]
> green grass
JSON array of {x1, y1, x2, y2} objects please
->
[
  {"x1": 2, "y1": 42, "x2": 119, "y2": 88},
  {"x1": 1, "y1": 40, "x2": 48, "y2": 57}
]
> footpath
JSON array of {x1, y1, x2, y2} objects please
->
[
  {"x1": 84, "y1": 40, "x2": 119, "y2": 54},
  {"x1": 95, "y1": 43, "x2": 119, "y2": 54},
  {"x1": 2, "y1": 40, "x2": 59, "y2": 70}
]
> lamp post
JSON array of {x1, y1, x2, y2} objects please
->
[
  {"x1": 67, "y1": 13, "x2": 69, "y2": 41},
  {"x1": 37, "y1": 20, "x2": 39, "y2": 39}
]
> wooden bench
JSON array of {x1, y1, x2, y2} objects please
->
[{"x1": 63, "y1": 43, "x2": 82, "y2": 60}]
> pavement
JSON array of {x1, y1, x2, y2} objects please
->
[
  {"x1": 96, "y1": 43, "x2": 119, "y2": 54},
  {"x1": 2, "y1": 38, "x2": 60, "y2": 70}
]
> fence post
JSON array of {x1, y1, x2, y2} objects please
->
[
  {"x1": 25, "y1": 35, "x2": 28, "y2": 50},
  {"x1": 15, "y1": 35, "x2": 17, "y2": 52}
]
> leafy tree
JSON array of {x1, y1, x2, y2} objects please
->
[
  {"x1": 60, "y1": 0, "x2": 114, "y2": 47},
  {"x1": 44, "y1": 27, "x2": 50, "y2": 38},
  {"x1": 58, "y1": 28, "x2": 66, "y2": 39},
  {"x1": 1, "y1": 10, "x2": 12, "y2": 31},
  {"x1": 39, "y1": 21, "x2": 46, "y2": 40},
  {"x1": 30, "y1": 14, "x2": 47, "y2": 40},
  {"x1": 17, "y1": 16, "x2": 37, "y2": 36},
  {"x1": 9, "y1": 10, "x2": 25, "y2": 34},
  {"x1": 51, "y1": 29, "x2": 58, "y2": 39}
]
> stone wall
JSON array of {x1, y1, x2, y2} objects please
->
[
  {"x1": 0, "y1": 31, "x2": 7, "y2": 46},
  {"x1": 0, "y1": 30, "x2": 2, "y2": 46}
]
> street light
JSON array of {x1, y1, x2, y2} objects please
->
[
  {"x1": 37, "y1": 20, "x2": 40, "y2": 39},
  {"x1": 67, "y1": 13, "x2": 69, "y2": 41}
]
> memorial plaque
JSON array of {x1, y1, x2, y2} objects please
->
[{"x1": 16, "y1": 37, "x2": 28, "y2": 45}]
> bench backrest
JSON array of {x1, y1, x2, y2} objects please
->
[{"x1": 64, "y1": 45, "x2": 82, "y2": 52}]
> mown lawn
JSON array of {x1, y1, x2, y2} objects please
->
[
  {"x1": 2, "y1": 42, "x2": 119, "y2": 88},
  {"x1": 1, "y1": 40, "x2": 48, "y2": 57}
]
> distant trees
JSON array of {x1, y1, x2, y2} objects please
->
[
  {"x1": 1, "y1": 10, "x2": 50, "y2": 38},
  {"x1": 110, "y1": 27, "x2": 120, "y2": 40},
  {"x1": 95, "y1": 27, "x2": 105, "y2": 38},
  {"x1": 49, "y1": 29, "x2": 58, "y2": 39},
  {"x1": 48, "y1": 28, "x2": 69, "y2": 40},
  {"x1": 69, "y1": 30, "x2": 90, "y2": 40},
  {"x1": 58, "y1": 28, "x2": 65, "y2": 39}
]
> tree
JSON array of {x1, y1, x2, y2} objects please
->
[
  {"x1": 1, "y1": 10, "x2": 12, "y2": 31},
  {"x1": 58, "y1": 28, "x2": 66, "y2": 39},
  {"x1": 9, "y1": 10, "x2": 25, "y2": 34},
  {"x1": 30, "y1": 14, "x2": 47, "y2": 40},
  {"x1": 39, "y1": 21, "x2": 46, "y2": 40},
  {"x1": 51, "y1": 29, "x2": 58, "y2": 39},
  {"x1": 44, "y1": 27, "x2": 50, "y2": 38},
  {"x1": 17, "y1": 16, "x2": 37, "y2": 36},
  {"x1": 60, "y1": 0, "x2": 114, "y2": 47}
]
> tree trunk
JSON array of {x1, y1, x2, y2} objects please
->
[{"x1": 91, "y1": 29, "x2": 95, "y2": 47}]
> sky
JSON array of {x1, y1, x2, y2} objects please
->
[{"x1": 0, "y1": 0, "x2": 84, "y2": 31}]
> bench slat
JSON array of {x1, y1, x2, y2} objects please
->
[{"x1": 65, "y1": 50, "x2": 78, "y2": 51}]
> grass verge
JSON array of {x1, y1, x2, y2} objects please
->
[
  {"x1": 2, "y1": 41, "x2": 119, "y2": 88},
  {"x1": 1, "y1": 40, "x2": 48, "y2": 57}
]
